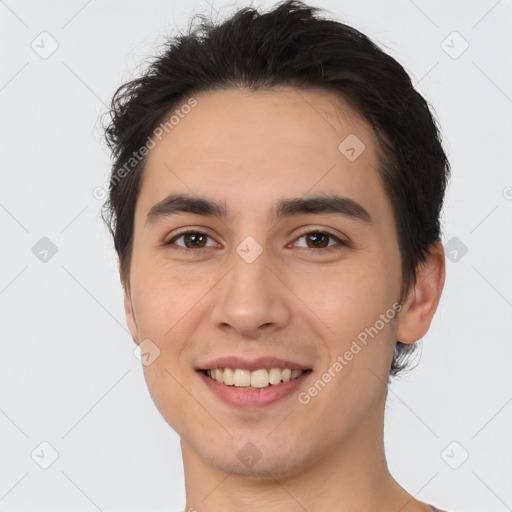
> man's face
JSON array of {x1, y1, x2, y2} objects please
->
[{"x1": 124, "y1": 86, "x2": 405, "y2": 476}]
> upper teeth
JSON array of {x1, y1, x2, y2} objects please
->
[{"x1": 206, "y1": 368, "x2": 305, "y2": 388}]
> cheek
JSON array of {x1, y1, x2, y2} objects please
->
[
  {"x1": 141, "y1": 362, "x2": 189, "y2": 434},
  {"x1": 130, "y1": 259, "x2": 206, "y2": 335},
  {"x1": 297, "y1": 256, "x2": 396, "y2": 325},
  {"x1": 298, "y1": 257, "x2": 399, "y2": 380}
]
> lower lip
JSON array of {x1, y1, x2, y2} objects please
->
[{"x1": 197, "y1": 370, "x2": 311, "y2": 408}]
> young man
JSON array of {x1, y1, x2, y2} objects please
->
[{"x1": 101, "y1": 1, "x2": 450, "y2": 510}]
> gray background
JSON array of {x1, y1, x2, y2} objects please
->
[{"x1": 1, "y1": 0, "x2": 511, "y2": 510}]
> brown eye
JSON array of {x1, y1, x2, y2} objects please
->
[
  {"x1": 165, "y1": 228, "x2": 347, "y2": 253},
  {"x1": 304, "y1": 232, "x2": 330, "y2": 249},
  {"x1": 166, "y1": 230, "x2": 217, "y2": 249},
  {"x1": 293, "y1": 230, "x2": 346, "y2": 251}
]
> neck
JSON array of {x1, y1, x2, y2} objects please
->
[{"x1": 180, "y1": 398, "x2": 426, "y2": 512}]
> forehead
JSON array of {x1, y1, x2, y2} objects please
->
[{"x1": 136, "y1": 86, "x2": 387, "y2": 224}]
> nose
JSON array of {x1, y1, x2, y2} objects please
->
[{"x1": 209, "y1": 246, "x2": 292, "y2": 338}]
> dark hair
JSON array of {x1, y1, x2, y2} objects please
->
[{"x1": 101, "y1": 0, "x2": 449, "y2": 377}]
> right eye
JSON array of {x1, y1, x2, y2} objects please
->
[{"x1": 165, "y1": 229, "x2": 219, "y2": 250}]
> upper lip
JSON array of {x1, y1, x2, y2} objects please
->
[{"x1": 195, "y1": 356, "x2": 311, "y2": 372}]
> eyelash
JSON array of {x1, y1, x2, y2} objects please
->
[{"x1": 164, "y1": 227, "x2": 347, "y2": 253}]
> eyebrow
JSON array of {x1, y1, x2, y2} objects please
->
[{"x1": 145, "y1": 192, "x2": 372, "y2": 226}]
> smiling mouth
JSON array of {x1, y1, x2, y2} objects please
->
[{"x1": 200, "y1": 367, "x2": 312, "y2": 389}]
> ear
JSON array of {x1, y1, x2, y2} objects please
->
[
  {"x1": 123, "y1": 282, "x2": 140, "y2": 347},
  {"x1": 396, "y1": 241, "x2": 445, "y2": 344}
]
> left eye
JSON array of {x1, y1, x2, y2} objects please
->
[
  {"x1": 165, "y1": 229, "x2": 345, "y2": 251},
  {"x1": 292, "y1": 230, "x2": 345, "y2": 250}
]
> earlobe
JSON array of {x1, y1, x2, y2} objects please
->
[
  {"x1": 396, "y1": 241, "x2": 446, "y2": 344},
  {"x1": 123, "y1": 284, "x2": 140, "y2": 346}
]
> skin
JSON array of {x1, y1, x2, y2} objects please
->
[{"x1": 122, "y1": 86, "x2": 445, "y2": 512}]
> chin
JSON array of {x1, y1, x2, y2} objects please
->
[
  {"x1": 210, "y1": 452, "x2": 306, "y2": 479},
  {"x1": 193, "y1": 433, "x2": 319, "y2": 480}
]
